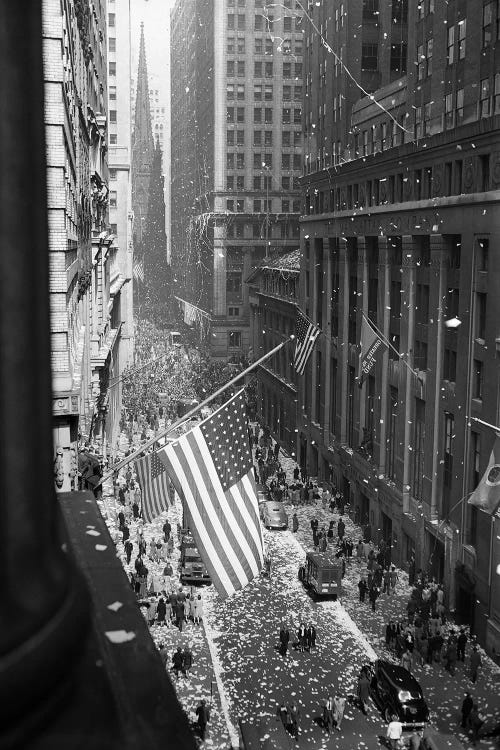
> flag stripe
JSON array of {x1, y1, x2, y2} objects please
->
[
  {"x1": 135, "y1": 453, "x2": 170, "y2": 524},
  {"x1": 161, "y1": 441, "x2": 235, "y2": 597},
  {"x1": 294, "y1": 323, "x2": 320, "y2": 375},
  {"x1": 157, "y1": 389, "x2": 265, "y2": 598},
  {"x1": 186, "y1": 428, "x2": 258, "y2": 582}
]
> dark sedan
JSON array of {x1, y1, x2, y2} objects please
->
[{"x1": 369, "y1": 659, "x2": 430, "y2": 728}]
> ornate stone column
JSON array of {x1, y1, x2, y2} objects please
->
[{"x1": 0, "y1": 3, "x2": 89, "y2": 743}]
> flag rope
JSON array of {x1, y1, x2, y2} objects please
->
[
  {"x1": 468, "y1": 416, "x2": 500, "y2": 434},
  {"x1": 361, "y1": 311, "x2": 419, "y2": 380},
  {"x1": 97, "y1": 336, "x2": 293, "y2": 485}
]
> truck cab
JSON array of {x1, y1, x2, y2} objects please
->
[
  {"x1": 179, "y1": 529, "x2": 211, "y2": 585},
  {"x1": 299, "y1": 551, "x2": 343, "y2": 600}
]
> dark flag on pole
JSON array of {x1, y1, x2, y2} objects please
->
[
  {"x1": 468, "y1": 435, "x2": 500, "y2": 515},
  {"x1": 357, "y1": 315, "x2": 387, "y2": 387},
  {"x1": 157, "y1": 390, "x2": 264, "y2": 599},
  {"x1": 293, "y1": 309, "x2": 321, "y2": 376}
]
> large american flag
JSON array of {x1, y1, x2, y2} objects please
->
[
  {"x1": 135, "y1": 450, "x2": 171, "y2": 523},
  {"x1": 294, "y1": 309, "x2": 321, "y2": 375},
  {"x1": 157, "y1": 390, "x2": 264, "y2": 598}
]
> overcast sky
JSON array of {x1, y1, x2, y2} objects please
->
[{"x1": 130, "y1": 0, "x2": 173, "y2": 102}]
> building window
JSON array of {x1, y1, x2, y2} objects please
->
[
  {"x1": 228, "y1": 331, "x2": 242, "y2": 348},
  {"x1": 458, "y1": 18, "x2": 466, "y2": 59},
  {"x1": 494, "y1": 73, "x2": 500, "y2": 114},
  {"x1": 109, "y1": 37, "x2": 116, "y2": 52},
  {"x1": 361, "y1": 43, "x2": 378, "y2": 70},
  {"x1": 282, "y1": 108, "x2": 291, "y2": 123},
  {"x1": 236, "y1": 199, "x2": 244, "y2": 212},
  {"x1": 264, "y1": 108, "x2": 273, "y2": 123},
  {"x1": 254, "y1": 108, "x2": 262, "y2": 123},
  {"x1": 226, "y1": 176, "x2": 234, "y2": 190},
  {"x1": 227, "y1": 36, "x2": 235, "y2": 53},
  {"x1": 456, "y1": 88, "x2": 464, "y2": 124},
  {"x1": 236, "y1": 130, "x2": 244, "y2": 146},
  {"x1": 109, "y1": 134, "x2": 117, "y2": 145},
  {"x1": 483, "y1": 2, "x2": 492, "y2": 46},
  {"x1": 417, "y1": 44, "x2": 425, "y2": 80},
  {"x1": 236, "y1": 175, "x2": 245, "y2": 190},
  {"x1": 480, "y1": 78, "x2": 491, "y2": 117},
  {"x1": 237, "y1": 13, "x2": 245, "y2": 29},
  {"x1": 426, "y1": 38, "x2": 433, "y2": 76},
  {"x1": 283, "y1": 62, "x2": 292, "y2": 78},
  {"x1": 390, "y1": 42, "x2": 407, "y2": 74},
  {"x1": 109, "y1": 110, "x2": 117, "y2": 123},
  {"x1": 473, "y1": 359, "x2": 483, "y2": 399},
  {"x1": 228, "y1": 13, "x2": 235, "y2": 29},
  {"x1": 475, "y1": 292, "x2": 487, "y2": 340},
  {"x1": 109, "y1": 61, "x2": 116, "y2": 76},
  {"x1": 227, "y1": 60, "x2": 235, "y2": 77},
  {"x1": 228, "y1": 307, "x2": 240, "y2": 317},
  {"x1": 253, "y1": 199, "x2": 261, "y2": 212},
  {"x1": 443, "y1": 411, "x2": 454, "y2": 516},
  {"x1": 226, "y1": 199, "x2": 234, "y2": 212},
  {"x1": 109, "y1": 191, "x2": 117, "y2": 208},
  {"x1": 236, "y1": 107, "x2": 244, "y2": 122},
  {"x1": 347, "y1": 367, "x2": 356, "y2": 447},
  {"x1": 264, "y1": 84, "x2": 273, "y2": 101},
  {"x1": 227, "y1": 107, "x2": 234, "y2": 122},
  {"x1": 236, "y1": 153, "x2": 245, "y2": 169},
  {"x1": 108, "y1": 12, "x2": 115, "y2": 26},
  {"x1": 412, "y1": 399, "x2": 426, "y2": 502},
  {"x1": 443, "y1": 347, "x2": 457, "y2": 382},
  {"x1": 293, "y1": 108, "x2": 302, "y2": 124},
  {"x1": 362, "y1": 0, "x2": 379, "y2": 21},
  {"x1": 447, "y1": 25, "x2": 455, "y2": 64},
  {"x1": 227, "y1": 130, "x2": 235, "y2": 146},
  {"x1": 237, "y1": 84, "x2": 245, "y2": 100},
  {"x1": 445, "y1": 92, "x2": 454, "y2": 129}
]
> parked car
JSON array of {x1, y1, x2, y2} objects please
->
[
  {"x1": 368, "y1": 659, "x2": 429, "y2": 727},
  {"x1": 259, "y1": 500, "x2": 288, "y2": 530}
]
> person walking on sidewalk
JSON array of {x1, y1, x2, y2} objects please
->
[
  {"x1": 358, "y1": 577, "x2": 368, "y2": 603},
  {"x1": 457, "y1": 628, "x2": 467, "y2": 662},
  {"x1": 172, "y1": 646, "x2": 185, "y2": 679},
  {"x1": 279, "y1": 623, "x2": 290, "y2": 657},
  {"x1": 333, "y1": 694, "x2": 346, "y2": 731},
  {"x1": 196, "y1": 699, "x2": 210, "y2": 741},
  {"x1": 124, "y1": 539, "x2": 133, "y2": 565},
  {"x1": 288, "y1": 701, "x2": 300, "y2": 741},
  {"x1": 337, "y1": 517, "x2": 345, "y2": 541},
  {"x1": 182, "y1": 645, "x2": 193, "y2": 678},
  {"x1": 292, "y1": 513, "x2": 299, "y2": 533},
  {"x1": 469, "y1": 646, "x2": 482, "y2": 683},
  {"x1": 461, "y1": 692, "x2": 474, "y2": 728},
  {"x1": 389, "y1": 565, "x2": 398, "y2": 594},
  {"x1": 323, "y1": 695, "x2": 334, "y2": 733},
  {"x1": 193, "y1": 594, "x2": 203, "y2": 625},
  {"x1": 369, "y1": 585, "x2": 380, "y2": 612},
  {"x1": 276, "y1": 700, "x2": 288, "y2": 730}
]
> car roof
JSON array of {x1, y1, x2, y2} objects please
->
[{"x1": 375, "y1": 660, "x2": 423, "y2": 691}]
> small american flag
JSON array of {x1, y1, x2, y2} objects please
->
[
  {"x1": 294, "y1": 309, "x2": 321, "y2": 375},
  {"x1": 157, "y1": 390, "x2": 264, "y2": 598},
  {"x1": 135, "y1": 450, "x2": 171, "y2": 524}
]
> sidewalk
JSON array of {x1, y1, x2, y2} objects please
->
[
  {"x1": 100, "y1": 429, "x2": 232, "y2": 750},
  {"x1": 275, "y1": 447, "x2": 500, "y2": 748}
]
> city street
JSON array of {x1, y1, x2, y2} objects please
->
[{"x1": 102, "y1": 432, "x2": 500, "y2": 749}]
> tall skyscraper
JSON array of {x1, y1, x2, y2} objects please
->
[
  {"x1": 106, "y1": 0, "x2": 135, "y2": 452},
  {"x1": 170, "y1": 0, "x2": 304, "y2": 358},
  {"x1": 299, "y1": 0, "x2": 500, "y2": 655}
]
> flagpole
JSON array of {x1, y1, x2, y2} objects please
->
[
  {"x1": 98, "y1": 337, "x2": 293, "y2": 484},
  {"x1": 362, "y1": 311, "x2": 418, "y2": 379},
  {"x1": 468, "y1": 416, "x2": 500, "y2": 434}
]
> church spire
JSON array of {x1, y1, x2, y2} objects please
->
[{"x1": 132, "y1": 23, "x2": 154, "y2": 244}]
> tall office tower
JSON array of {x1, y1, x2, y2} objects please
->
[
  {"x1": 303, "y1": 0, "x2": 408, "y2": 174},
  {"x1": 299, "y1": 0, "x2": 500, "y2": 654},
  {"x1": 131, "y1": 23, "x2": 154, "y2": 249},
  {"x1": 106, "y1": 0, "x2": 134, "y2": 452},
  {"x1": 44, "y1": 0, "x2": 117, "y2": 485},
  {"x1": 170, "y1": 0, "x2": 304, "y2": 358}
]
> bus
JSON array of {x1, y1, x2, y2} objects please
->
[{"x1": 298, "y1": 551, "x2": 343, "y2": 600}]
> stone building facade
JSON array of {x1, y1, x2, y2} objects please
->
[
  {"x1": 299, "y1": 0, "x2": 500, "y2": 653},
  {"x1": 44, "y1": 0, "x2": 117, "y2": 488},
  {"x1": 170, "y1": 0, "x2": 303, "y2": 358},
  {"x1": 247, "y1": 249, "x2": 300, "y2": 455}
]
